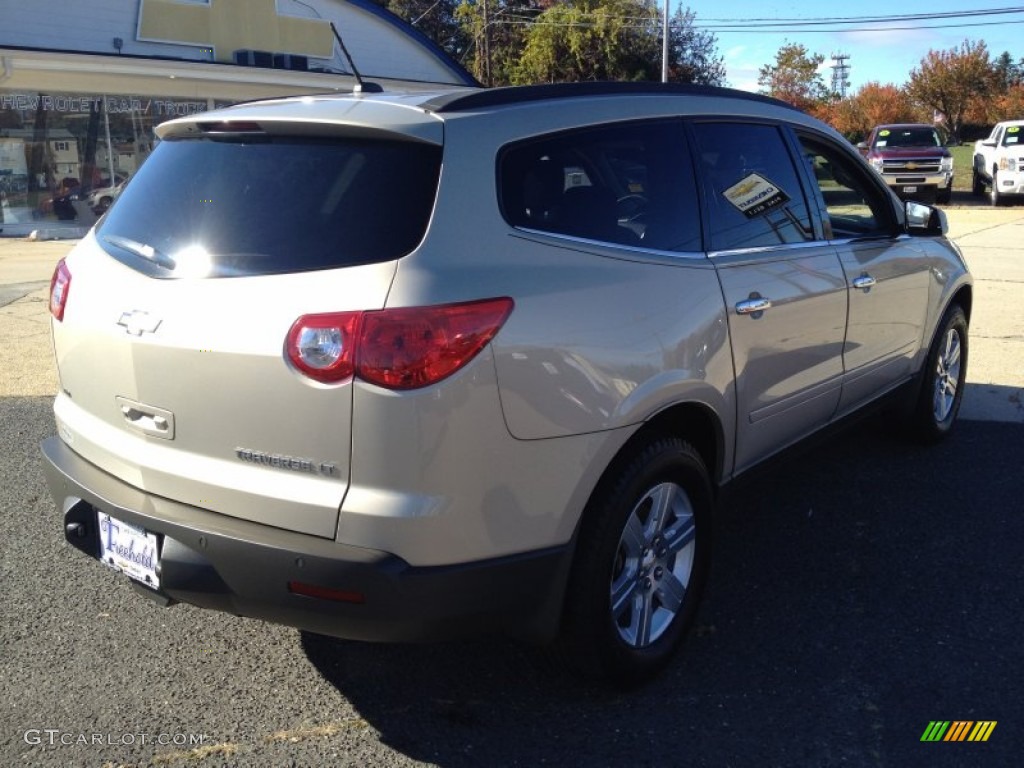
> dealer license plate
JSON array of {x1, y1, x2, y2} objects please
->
[
  {"x1": 901, "y1": 186, "x2": 918, "y2": 194},
  {"x1": 97, "y1": 512, "x2": 160, "y2": 588}
]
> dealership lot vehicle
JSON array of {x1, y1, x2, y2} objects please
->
[
  {"x1": 972, "y1": 119, "x2": 1024, "y2": 205},
  {"x1": 41, "y1": 82, "x2": 972, "y2": 685},
  {"x1": 858, "y1": 123, "x2": 954, "y2": 204}
]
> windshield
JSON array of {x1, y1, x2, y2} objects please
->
[
  {"x1": 873, "y1": 127, "x2": 941, "y2": 149},
  {"x1": 1001, "y1": 127, "x2": 1023, "y2": 146},
  {"x1": 97, "y1": 135, "x2": 441, "y2": 278}
]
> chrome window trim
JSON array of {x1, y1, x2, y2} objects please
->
[{"x1": 510, "y1": 226, "x2": 709, "y2": 262}]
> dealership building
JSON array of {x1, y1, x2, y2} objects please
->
[{"x1": 0, "y1": 0, "x2": 474, "y2": 232}]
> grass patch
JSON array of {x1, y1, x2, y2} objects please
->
[{"x1": 950, "y1": 144, "x2": 975, "y2": 191}]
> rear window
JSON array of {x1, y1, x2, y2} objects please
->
[{"x1": 97, "y1": 136, "x2": 442, "y2": 278}]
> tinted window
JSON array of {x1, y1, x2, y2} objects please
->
[
  {"x1": 798, "y1": 135, "x2": 895, "y2": 239},
  {"x1": 97, "y1": 136, "x2": 441, "y2": 278},
  {"x1": 500, "y1": 120, "x2": 701, "y2": 252},
  {"x1": 690, "y1": 122, "x2": 813, "y2": 251}
]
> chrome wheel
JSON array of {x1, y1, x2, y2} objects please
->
[
  {"x1": 932, "y1": 326, "x2": 962, "y2": 424},
  {"x1": 610, "y1": 481, "x2": 696, "y2": 648}
]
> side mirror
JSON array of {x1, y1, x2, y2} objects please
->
[
  {"x1": 855, "y1": 141, "x2": 867, "y2": 150},
  {"x1": 905, "y1": 200, "x2": 947, "y2": 236},
  {"x1": 981, "y1": 139, "x2": 997, "y2": 148}
]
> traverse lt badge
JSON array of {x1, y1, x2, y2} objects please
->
[{"x1": 117, "y1": 310, "x2": 162, "y2": 336}]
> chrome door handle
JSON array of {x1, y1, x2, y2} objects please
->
[
  {"x1": 735, "y1": 297, "x2": 772, "y2": 315},
  {"x1": 852, "y1": 274, "x2": 876, "y2": 291}
]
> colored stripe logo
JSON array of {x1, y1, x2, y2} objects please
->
[{"x1": 921, "y1": 721, "x2": 997, "y2": 742}]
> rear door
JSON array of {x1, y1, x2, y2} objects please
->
[
  {"x1": 691, "y1": 121, "x2": 848, "y2": 474},
  {"x1": 51, "y1": 120, "x2": 442, "y2": 538}
]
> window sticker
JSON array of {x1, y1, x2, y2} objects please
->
[
  {"x1": 878, "y1": 130, "x2": 891, "y2": 136},
  {"x1": 723, "y1": 173, "x2": 790, "y2": 219},
  {"x1": 875, "y1": 141, "x2": 888, "y2": 147},
  {"x1": 1009, "y1": 126, "x2": 1020, "y2": 133}
]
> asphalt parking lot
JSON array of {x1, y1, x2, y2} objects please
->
[{"x1": 1, "y1": 203, "x2": 1022, "y2": 767}]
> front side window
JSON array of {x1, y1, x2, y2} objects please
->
[
  {"x1": 499, "y1": 120, "x2": 701, "y2": 252},
  {"x1": 690, "y1": 122, "x2": 813, "y2": 251},
  {"x1": 798, "y1": 135, "x2": 895, "y2": 239}
]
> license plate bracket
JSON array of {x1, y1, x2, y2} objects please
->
[{"x1": 97, "y1": 511, "x2": 160, "y2": 588}]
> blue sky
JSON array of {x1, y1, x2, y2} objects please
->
[{"x1": 679, "y1": 2, "x2": 1023, "y2": 92}]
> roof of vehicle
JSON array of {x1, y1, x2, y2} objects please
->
[
  {"x1": 154, "y1": 81, "x2": 817, "y2": 144},
  {"x1": 872, "y1": 123, "x2": 937, "y2": 130}
]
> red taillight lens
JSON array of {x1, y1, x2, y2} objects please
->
[
  {"x1": 286, "y1": 298, "x2": 514, "y2": 389},
  {"x1": 286, "y1": 312, "x2": 361, "y2": 383},
  {"x1": 49, "y1": 259, "x2": 71, "y2": 321},
  {"x1": 358, "y1": 298, "x2": 514, "y2": 390}
]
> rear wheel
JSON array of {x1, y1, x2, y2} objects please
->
[
  {"x1": 910, "y1": 304, "x2": 967, "y2": 442},
  {"x1": 560, "y1": 436, "x2": 712, "y2": 686}
]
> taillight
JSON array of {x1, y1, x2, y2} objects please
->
[
  {"x1": 287, "y1": 298, "x2": 514, "y2": 389},
  {"x1": 49, "y1": 259, "x2": 71, "y2": 321},
  {"x1": 286, "y1": 312, "x2": 360, "y2": 383}
]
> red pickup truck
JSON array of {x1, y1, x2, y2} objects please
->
[{"x1": 857, "y1": 124, "x2": 954, "y2": 204}]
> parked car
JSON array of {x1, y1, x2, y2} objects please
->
[
  {"x1": 972, "y1": 119, "x2": 1024, "y2": 205},
  {"x1": 38, "y1": 177, "x2": 81, "y2": 220},
  {"x1": 87, "y1": 175, "x2": 130, "y2": 214},
  {"x1": 41, "y1": 82, "x2": 972, "y2": 686},
  {"x1": 858, "y1": 123, "x2": 954, "y2": 203}
]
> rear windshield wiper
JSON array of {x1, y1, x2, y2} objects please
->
[{"x1": 102, "y1": 235, "x2": 177, "y2": 270}]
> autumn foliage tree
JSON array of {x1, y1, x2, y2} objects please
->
[{"x1": 907, "y1": 40, "x2": 997, "y2": 142}]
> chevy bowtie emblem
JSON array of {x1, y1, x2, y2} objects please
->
[
  {"x1": 117, "y1": 310, "x2": 162, "y2": 336},
  {"x1": 905, "y1": 161, "x2": 918, "y2": 170}
]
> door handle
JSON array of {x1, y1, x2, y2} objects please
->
[
  {"x1": 736, "y1": 296, "x2": 772, "y2": 315},
  {"x1": 852, "y1": 274, "x2": 876, "y2": 291}
]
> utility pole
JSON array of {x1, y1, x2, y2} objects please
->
[
  {"x1": 830, "y1": 52, "x2": 851, "y2": 98},
  {"x1": 661, "y1": 0, "x2": 670, "y2": 83}
]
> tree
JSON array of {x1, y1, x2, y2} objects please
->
[
  {"x1": 907, "y1": 39, "x2": 996, "y2": 143},
  {"x1": 511, "y1": 0, "x2": 663, "y2": 84},
  {"x1": 666, "y1": 7, "x2": 726, "y2": 85},
  {"x1": 992, "y1": 50, "x2": 1023, "y2": 91},
  {"x1": 757, "y1": 43, "x2": 827, "y2": 111},
  {"x1": 828, "y1": 82, "x2": 921, "y2": 140},
  {"x1": 379, "y1": 0, "x2": 469, "y2": 60}
]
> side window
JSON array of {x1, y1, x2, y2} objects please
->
[
  {"x1": 499, "y1": 120, "x2": 701, "y2": 252},
  {"x1": 797, "y1": 135, "x2": 895, "y2": 239},
  {"x1": 690, "y1": 122, "x2": 813, "y2": 251}
]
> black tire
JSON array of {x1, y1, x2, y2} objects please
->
[
  {"x1": 936, "y1": 185, "x2": 952, "y2": 205},
  {"x1": 991, "y1": 170, "x2": 1002, "y2": 206},
  {"x1": 971, "y1": 168, "x2": 984, "y2": 196},
  {"x1": 909, "y1": 304, "x2": 968, "y2": 443},
  {"x1": 559, "y1": 436, "x2": 712, "y2": 686}
]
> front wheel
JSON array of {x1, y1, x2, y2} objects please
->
[
  {"x1": 991, "y1": 170, "x2": 1002, "y2": 206},
  {"x1": 910, "y1": 304, "x2": 968, "y2": 442},
  {"x1": 971, "y1": 168, "x2": 985, "y2": 196},
  {"x1": 560, "y1": 436, "x2": 712, "y2": 686}
]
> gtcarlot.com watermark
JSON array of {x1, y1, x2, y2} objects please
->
[{"x1": 24, "y1": 729, "x2": 208, "y2": 748}]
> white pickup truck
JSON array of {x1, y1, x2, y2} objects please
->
[{"x1": 973, "y1": 119, "x2": 1024, "y2": 205}]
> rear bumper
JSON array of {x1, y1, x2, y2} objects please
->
[{"x1": 41, "y1": 436, "x2": 571, "y2": 643}]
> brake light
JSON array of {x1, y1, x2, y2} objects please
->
[
  {"x1": 287, "y1": 298, "x2": 514, "y2": 389},
  {"x1": 49, "y1": 259, "x2": 71, "y2": 321}
]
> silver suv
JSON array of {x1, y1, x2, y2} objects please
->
[{"x1": 42, "y1": 83, "x2": 972, "y2": 685}]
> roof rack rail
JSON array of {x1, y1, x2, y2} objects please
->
[{"x1": 423, "y1": 81, "x2": 798, "y2": 114}]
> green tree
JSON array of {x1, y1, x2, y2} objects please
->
[
  {"x1": 512, "y1": 0, "x2": 662, "y2": 84},
  {"x1": 667, "y1": 7, "x2": 726, "y2": 85},
  {"x1": 757, "y1": 43, "x2": 827, "y2": 111},
  {"x1": 992, "y1": 50, "x2": 1023, "y2": 90},
  {"x1": 907, "y1": 39, "x2": 996, "y2": 142}
]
